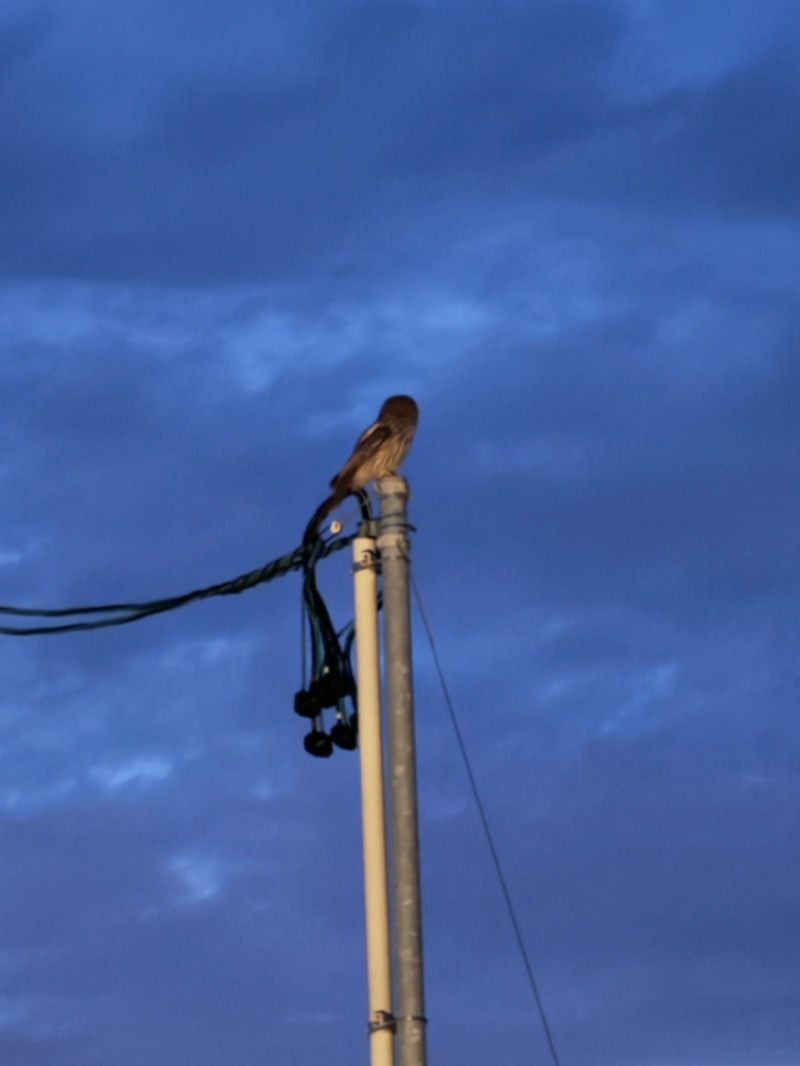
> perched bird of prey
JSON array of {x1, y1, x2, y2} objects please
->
[
  {"x1": 328, "y1": 394, "x2": 419, "y2": 510},
  {"x1": 304, "y1": 395, "x2": 419, "y2": 541}
]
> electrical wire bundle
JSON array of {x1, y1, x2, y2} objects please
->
[
  {"x1": 0, "y1": 503, "x2": 368, "y2": 757},
  {"x1": 0, "y1": 540, "x2": 353, "y2": 636},
  {"x1": 0, "y1": 535, "x2": 359, "y2": 760},
  {"x1": 294, "y1": 493, "x2": 374, "y2": 757}
]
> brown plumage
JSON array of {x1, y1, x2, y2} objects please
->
[
  {"x1": 304, "y1": 395, "x2": 419, "y2": 542},
  {"x1": 328, "y1": 394, "x2": 419, "y2": 508}
]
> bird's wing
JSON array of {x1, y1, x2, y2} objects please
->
[
  {"x1": 329, "y1": 421, "x2": 393, "y2": 489},
  {"x1": 355, "y1": 419, "x2": 394, "y2": 452}
]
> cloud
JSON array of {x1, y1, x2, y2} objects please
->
[
  {"x1": 540, "y1": 43, "x2": 800, "y2": 219},
  {"x1": 0, "y1": 1, "x2": 625, "y2": 285}
]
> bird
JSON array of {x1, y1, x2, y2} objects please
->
[
  {"x1": 304, "y1": 395, "x2": 419, "y2": 542},
  {"x1": 328, "y1": 394, "x2": 419, "y2": 507}
]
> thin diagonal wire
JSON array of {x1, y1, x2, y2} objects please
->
[{"x1": 411, "y1": 575, "x2": 563, "y2": 1066}]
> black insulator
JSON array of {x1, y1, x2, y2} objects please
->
[
  {"x1": 309, "y1": 672, "x2": 349, "y2": 709},
  {"x1": 330, "y1": 719, "x2": 358, "y2": 751},
  {"x1": 294, "y1": 689, "x2": 321, "y2": 718},
  {"x1": 303, "y1": 729, "x2": 334, "y2": 758}
]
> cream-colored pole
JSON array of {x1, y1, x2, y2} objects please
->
[{"x1": 353, "y1": 528, "x2": 395, "y2": 1066}]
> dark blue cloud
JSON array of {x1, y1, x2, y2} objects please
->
[
  {"x1": 0, "y1": 1, "x2": 625, "y2": 284},
  {"x1": 542, "y1": 42, "x2": 800, "y2": 219}
]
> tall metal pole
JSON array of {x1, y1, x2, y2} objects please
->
[
  {"x1": 352, "y1": 526, "x2": 395, "y2": 1066},
  {"x1": 377, "y1": 476, "x2": 427, "y2": 1066}
]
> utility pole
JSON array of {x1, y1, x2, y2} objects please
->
[
  {"x1": 353, "y1": 523, "x2": 395, "y2": 1066},
  {"x1": 377, "y1": 476, "x2": 428, "y2": 1066}
]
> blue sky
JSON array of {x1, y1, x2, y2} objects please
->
[{"x1": 1, "y1": 1, "x2": 799, "y2": 1063}]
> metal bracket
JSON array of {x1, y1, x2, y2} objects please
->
[
  {"x1": 353, "y1": 546, "x2": 381, "y2": 573},
  {"x1": 367, "y1": 1010, "x2": 397, "y2": 1035}
]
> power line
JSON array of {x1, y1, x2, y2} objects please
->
[
  {"x1": 411, "y1": 576, "x2": 563, "y2": 1066},
  {"x1": 0, "y1": 534, "x2": 354, "y2": 636}
]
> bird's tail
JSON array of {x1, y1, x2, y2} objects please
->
[
  {"x1": 302, "y1": 492, "x2": 338, "y2": 547},
  {"x1": 302, "y1": 481, "x2": 370, "y2": 547}
]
